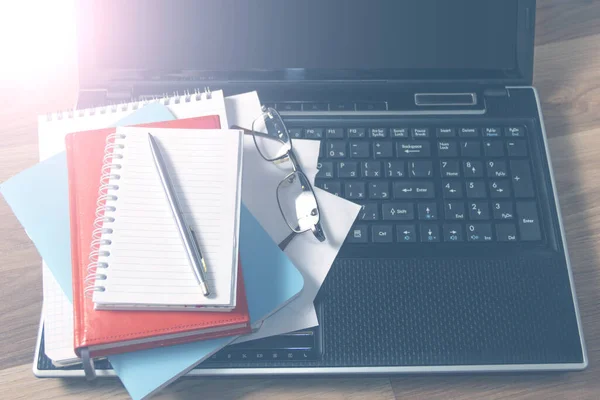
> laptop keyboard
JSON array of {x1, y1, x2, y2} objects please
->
[{"x1": 304, "y1": 125, "x2": 542, "y2": 244}]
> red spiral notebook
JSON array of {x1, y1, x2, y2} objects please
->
[{"x1": 66, "y1": 116, "x2": 250, "y2": 358}]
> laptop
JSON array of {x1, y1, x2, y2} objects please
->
[{"x1": 35, "y1": 0, "x2": 587, "y2": 377}]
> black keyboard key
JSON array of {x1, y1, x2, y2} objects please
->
[
  {"x1": 396, "y1": 141, "x2": 431, "y2": 157},
  {"x1": 347, "y1": 225, "x2": 368, "y2": 243},
  {"x1": 361, "y1": 161, "x2": 382, "y2": 178},
  {"x1": 357, "y1": 102, "x2": 387, "y2": 111},
  {"x1": 382, "y1": 202, "x2": 414, "y2": 220},
  {"x1": 466, "y1": 223, "x2": 493, "y2": 242},
  {"x1": 487, "y1": 160, "x2": 509, "y2": 178},
  {"x1": 463, "y1": 160, "x2": 484, "y2": 178},
  {"x1": 316, "y1": 181, "x2": 342, "y2": 197},
  {"x1": 443, "y1": 180, "x2": 463, "y2": 198},
  {"x1": 484, "y1": 140, "x2": 505, "y2": 157},
  {"x1": 436, "y1": 127, "x2": 456, "y2": 137},
  {"x1": 496, "y1": 223, "x2": 518, "y2": 242},
  {"x1": 507, "y1": 139, "x2": 528, "y2": 157},
  {"x1": 440, "y1": 160, "x2": 461, "y2": 177},
  {"x1": 347, "y1": 128, "x2": 366, "y2": 138},
  {"x1": 368, "y1": 181, "x2": 390, "y2": 199},
  {"x1": 326, "y1": 128, "x2": 344, "y2": 139},
  {"x1": 510, "y1": 160, "x2": 535, "y2": 197},
  {"x1": 338, "y1": 161, "x2": 359, "y2": 178},
  {"x1": 358, "y1": 202, "x2": 379, "y2": 221},
  {"x1": 289, "y1": 128, "x2": 303, "y2": 139},
  {"x1": 489, "y1": 180, "x2": 511, "y2": 198},
  {"x1": 420, "y1": 224, "x2": 440, "y2": 242},
  {"x1": 316, "y1": 161, "x2": 334, "y2": 179},
  {"x1": 325, "y1": 141, "x2": 347, "y2": 158},
  {"x1": 443, "y1": 224, "x2": 464, "y2": 242},
  {"x1": 505, "y1": 126, "x2": 526, "y2": 137},
  {"x1": 305, "y1": 128, "x2": 324, "y2": 139},
  {"x1": 483, "y1": 127, "x2": 502, "y2": 137},
  {"x1": 409, "y1": 161, "x2": 433, "y2": 178},
  {"x1": 396, "y1": 224, "x2": 417, "y2": 242},
  {"x1": 459, "y1": 127, "x2": 479, "y2": 137},
  {"x1": 373, "y1": 141, "x2": 394, "y2": 158},
  {"x1": 516, "y1": 201, "x2": 542, "y2": 241},
  {"x1": 418, "y1": 202, "x2": 437, "y2": 220},
  {"x1": 391, "y1": 128, "x2": 409, "y2": 138},
  {"x1": 369, "y1": 128, "x2": 387, "y2": 138},
  {"x1": 393, "y1": 181, "x2": 435, "y2": 199},
  {"x1": 445, "y1": 201, "x2": 466, "y2": 220},
  {"x1": 344, "y1": 182, "x2": 366, "y2": 200},
  {"x1": 385, "y1": 161, "x2": 406, "y2": 178},
  {"x1": 493, "y1": 201, "x2": 514, "y2": 220},
  {"x1": 469, "y1": 201, "x2": 490, "y2": 220},
  {"x1": 466, "y1": 180, "x2": 487, "y2": 198},
  {"x1": 461, "y1": 140, "x2": 482, "y2": 157},
  {"x1": 412, "y1": 128, "x2": 430, "y2": 138},
  {"x1": 303, "y1": 103, "x2": 328, "y2": 111},
  {"x1": 438, "y1": 140, "x2": 458, "y2": 157},
  {"x1": 350, "y1": 142, "x2": 370, "y2": 158},
  {"x1": 372, "y1": 225, "x2": 393, "y2": 243},
  {"x1": 330, "y1": 102, "x2": 355, "y2": 111},
  {"x1": 276, "y1": 103, "x2": 301, "y2": 111}
]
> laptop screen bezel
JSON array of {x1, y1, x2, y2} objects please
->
[{"x1": 76, "y1": 0, "x2": 535, "y2": 87}]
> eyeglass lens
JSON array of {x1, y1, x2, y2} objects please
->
[
  {"x1": 251, "y1": 108, "x2": 292, "y2": 161},
  {"x1": 277, "y1": 171, "x2": 320, "y2": 233}
]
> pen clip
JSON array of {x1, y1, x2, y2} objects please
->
[{"x1": 189, "y1": 228, "x2": 207, "y2": 272}]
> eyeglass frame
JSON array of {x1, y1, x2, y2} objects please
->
[{"x1": 232, "y1": 107, "x2": 326, "y2": 248}]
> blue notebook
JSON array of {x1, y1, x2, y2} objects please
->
[{"x1": 1, "y1": 102, "x2": 304, "y2": 399}]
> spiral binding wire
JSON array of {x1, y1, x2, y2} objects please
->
[
  {"x1": 84, "y1": 131, "x2": 125, "y2": 297},
  {"x1": 45, "y1": 87, "x2": 212, "y2": 122}
]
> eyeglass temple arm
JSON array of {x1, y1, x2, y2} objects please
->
[{"x1": 278, "y1": 231, "x2": 296, "y2": 251}]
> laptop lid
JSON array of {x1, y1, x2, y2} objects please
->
[{"x1": 76, "y1": 0, "x2": 535, "y2": 88}]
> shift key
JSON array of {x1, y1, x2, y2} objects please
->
[
  {"x1": 516, "y1": 201, "x2": 542, "y2": 241},
  {"x1": 393, "y1": 181, "x2": 435, "y2": 199}
]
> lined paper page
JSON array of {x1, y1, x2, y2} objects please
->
[
  {"x1": 92, "y1": 127, "x2": 242, "y2": 308},
  {"x1": 42, "y1": 263, "x2": 79, "y2": 364}
]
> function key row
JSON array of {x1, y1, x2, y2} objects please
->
[
  {"x1": 266, "y1": 102, "x2": 387, "y2": 112},
  {"x1": 289, "y1": 126, "x2": 526, "y2": 139}
]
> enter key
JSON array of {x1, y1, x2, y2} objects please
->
[{"x1": 516, "y1": 201, "x2": 542, "y2": 241}]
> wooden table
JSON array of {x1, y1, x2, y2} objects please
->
[{"x1": 1, "y1": 1, "x2": 600, "y2": 398}]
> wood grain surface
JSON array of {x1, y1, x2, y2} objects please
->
[{"x1": 1, "y1": 1, "x2": 600, "y2": 398}]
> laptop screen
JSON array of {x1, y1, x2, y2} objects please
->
[{"x1": 78, "y1": 0, "x2": 526, "y2": 81}]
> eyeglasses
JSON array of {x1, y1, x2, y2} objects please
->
[{"x1": 234, "y1": 107, "x2": 325, "y2": 250}]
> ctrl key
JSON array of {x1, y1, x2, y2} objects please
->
[
  {"x1": 347, "y1": 225, "x2": 368, "y2": 243},
  {"x1": 372, "y1": 225, "x2": 393, "y2": 243}
]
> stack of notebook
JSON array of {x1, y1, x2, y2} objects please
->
[
  {"x1": 0, "y1": 90, "x2": 320, "y2": 399},
  {"x1": 66, "y1": 118, "x2": 250, "y2": 360}
]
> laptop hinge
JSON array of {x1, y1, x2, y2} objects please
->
[
  {"x1": 483, "y1": 87, "x2": 509, "y2": 97},
  {"x1": 106, "y1": 86, "x2": 133, "y2": 102}
]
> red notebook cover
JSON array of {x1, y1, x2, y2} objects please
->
[{"x1": 66, "y1": 116, "x2": 250, "y2": 357}]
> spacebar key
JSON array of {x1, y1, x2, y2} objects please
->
[{"x1": 393, "y1": 181, "x2": 435, "y2": 199}]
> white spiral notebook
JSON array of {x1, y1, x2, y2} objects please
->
[{"x1": 90, "y1": 127, "x2": 243, "y2": 310}]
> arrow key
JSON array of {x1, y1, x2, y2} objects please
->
[
  {"x1": 443, "y1": 224, "x2": 463, "y2": 242},
  {"x1": 396, "y1": 224, "x2": 417, "y2": 242},
  {"x1": 469, "y1": 201, "x2": 490, "y2": 220},
  {"x1": 419, "y1": 224, "x2": 440, "y2": 242},
  {"x1": 489, "y1": 179, "x2": 511, "y2": 198},
  {"x1": 418, "y1": 202, "x2": 438, "y2": 220}
]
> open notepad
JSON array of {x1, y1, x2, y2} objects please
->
[{"x1": 91, "y1": 127, "x2": 243, "y2": 310}]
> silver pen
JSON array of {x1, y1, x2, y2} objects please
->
[{"x1": 147, "y1": 133, "x2": 210, "y2": 296}]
